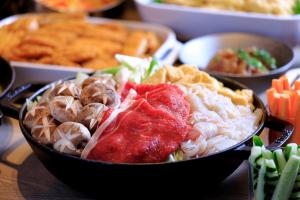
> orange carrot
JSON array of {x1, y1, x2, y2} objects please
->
[
  {"x1": 293, "y1": 92, "x2": 300, "y2": 143},
  {"x1": 266, "y1": 88, "x2": 276, "y2": 107},
  {"x1": 292, "y1": 91, "x2": 300, "y2": 118},
  {"x1": 295, "y1": 80, "x2": 300, "y2": 91},
  {"x1": 270, "y1": 93, "x2": 280, "y2": 116},
  {"x1": 272, "y1": 79, "x2": 284, "y2": 93},
  {"x1": 280, "y1": 76, "x2": 291, "y2": 91},
  {"x1": 278, "y1": 93, "x2": 291, "y2": 121},
  {"x1": 290, "y1": 91, "x2": 297, "y2": 113}
]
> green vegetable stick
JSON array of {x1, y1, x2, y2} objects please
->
[
  {"x1": 255, "y1": 161, "x2": 267, "y2": 200},
  {"x1": 273, "y1": 149, "x2": 287, "y2": 173},
  {"x1": 284, "y1": 143, "x2": 298, "y2": 160},
  {"x1": 253, "y1": 135, "x2": 264, "y2": 147},
  {"x1": 97, "y1": 67, "x2": 120, "y2": 75},
  {"x1": 263, "y1": 148, "x2": 273, "y2": 160},
  {"x1": 271, "y1": 155, "x2": 300, "y2": 200},
  {"x1": 147, "y1": 58, "x2": 159, "y2": 77}
]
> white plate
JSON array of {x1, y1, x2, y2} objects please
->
[
  {"x1": 0, "y1": 14, "x2": 179, "y2": 82},
  {"x1": 135, "y1": 0, "x2": 300, "y2": 46}
]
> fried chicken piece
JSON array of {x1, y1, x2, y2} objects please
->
[
  {"x1": 61, "y1": 46, "x2": 98, "y2": 64},
  {"x1": 37, "y1": 54, "x2": 80, "y2": 67},
  {"x1": 81, "y1": 25, "x2": 128, "y2": 43},
  {"x1": 122, "y1": 31, "x2": 148, "y2": 57},
  {"x1": 145, "y1": 32, "x2": 160, "y2": 55},
  {"x1": 21, "y1": 33, "x2": 62, "y2": 48},
  {"x1": 11, "y1": 44, "x2": 53, "y2": 59},
  {"x1": 4, "y1": 16, "x2": 39, "y2": 32}
]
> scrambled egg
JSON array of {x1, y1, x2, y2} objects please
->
[
  {"x1": 161, "y1": 0, "x2": 295, "y2": 15},
  {"x1": 144, "y1": 65, "x2": 254, "y2": 106}
]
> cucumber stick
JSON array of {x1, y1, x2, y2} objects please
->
[
  {"x1": 274, "y1": 149, "x2": 287, "y2": 173},
  {"x1": 272, "y1": 155, "x2": 300, "y2": 200},
  {"x1": 284, "y1": 143, "x2": 298, "y2": 160},
  {"x1": 256, "y1": 161, "x2": 267, "y2": 200}
]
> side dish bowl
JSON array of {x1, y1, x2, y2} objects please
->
[{"x1": 179, "y1": 33, "x2": 295, "y2": 78}]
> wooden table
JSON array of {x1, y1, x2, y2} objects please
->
[{"x1": 1, "y1": 1, "x2": 299, "y2": 199}]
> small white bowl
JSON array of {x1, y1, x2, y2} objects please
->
[{"x1": 179, "y1": 33, "x2": 295, "y2": 78}]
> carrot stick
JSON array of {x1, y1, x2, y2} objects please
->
[
  {"x1": 266, "y1": 88, "x2": 276, "y2": 107},
  {"x1": 280, "y1": 76, "x2": 291, "y2": 91},
  {"x1": 272, "y1": 79, "x2": 284, "y2": 93},
  {"x1": 278, "y1": 93, "x2": 291, "y2": 121},
  {"x1": 292, "y1": 91, "x2": 300, "y2": 119},
  {"x1": 290, "y1": 91, "x2": 297, "y2": 114},
  {"x1": 293, "y1": 92, "x2": 300, "y2": 143},
  {"x1": 295, "y1": 80, "x2": 300, "y2": 91},
  {"x1": 270, "y1": 93, "x2": 280, "y2": 116}
]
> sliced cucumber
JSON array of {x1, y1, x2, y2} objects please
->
[
  {"x1": 274, "y1": 149, "x2": 287, "y2": 173},
  {"x1": 262, "y1": 147, "x2": 273, "y2": 160},
  {"x1": 284, "y1": 143, "x2": 298, "y2": 160},
  {"x1": 272, "y1": 155, "x2": 300, "y2": 200},
  {"x1": 255, "y1": 161, "x2": 267, "y2": 200}
]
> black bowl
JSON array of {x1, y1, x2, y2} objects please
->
[{"x1": 0, "y1": 73, "x2": 293, "y2": 191}]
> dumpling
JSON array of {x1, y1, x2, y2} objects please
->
[
  {"x1": 49, "y1": 96, "x2": 82, "y2": 123},
  {"x1": 52, "y1": 122, "x2": 91, "y2": 156}
]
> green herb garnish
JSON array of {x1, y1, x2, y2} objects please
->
[
  {"x1": 253, "y1": 49, "x2": 277, "y2": 70},
  {"x1": 98, "y1": 66, "x2": 120, "y2": 75},
  {"x1": 238, "y1": 49, "x2": 268, "y2": 72}
]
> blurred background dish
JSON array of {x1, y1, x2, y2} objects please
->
[
  {"x1": 0, "y1": 13, "x2": 179, "y2": 83},
  {"x1": 179, "y1": 33, "x2": 294, "y2": 78},
  {"x1": 35, "y1": 0, "x2": 126, "y2": 18},
  {"x1": 135, "y1": 0, "x2": 300, "y2": 46},
  {"x1": 155, "y1": 0, "x2": 297, "y2": 16},
  {"x1": 35, "y1": 0, "x2": 122, "y2": 13}
]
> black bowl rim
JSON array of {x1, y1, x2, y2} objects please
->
[
  {"x1": 0, "y1": 58, "x2": 15, "y2": 99},
  {"x1": 180, "y1": 32, "x2": 295, "y2": 78},
  {"x1": 19, "y1": 74, "x2": 266, "y2": 166}
]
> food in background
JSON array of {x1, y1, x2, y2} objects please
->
[
  {"x1": 266, "y1": 76, "x2": 300, "y2": 143},
  {"x1": 36, "y1": 0, "x2": 119, "y2": 12},
  {"x1": 24, "y1": 57, "x2": 262, "y2": 163},
  {"x1": 156, "y1": 0, "x2": 297, "y2": 15},
  {"x1": 207, "y1": 47, "x2": 277, "y2": 75},
  {"x1": 249, "y1": 136, "x2": 300, "y2": 200},
  {"x1": 0, "y1": 13, "x2": 161, "y2": 69}
]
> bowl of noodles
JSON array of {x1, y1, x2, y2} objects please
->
[{"x1": 0, "y1": 56, "x2": 293, "y2": 190}]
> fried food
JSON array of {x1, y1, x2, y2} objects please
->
[{"x1": 0, "y1": 13, "x2": 161, "y2": 70}]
